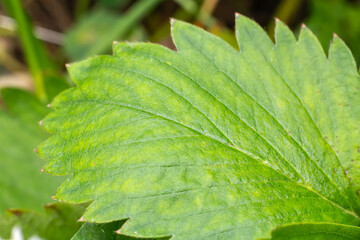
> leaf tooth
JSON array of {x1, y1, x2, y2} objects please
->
[
  {"x1": 235, "y1": 14, "x2": 273, "y2": 53},
  {"x1": 298, "y1": 23, "x2": 327, "y2": 59},
  {"x1": 274, "y1": 17, "x2": 296, "y2": 47},
  {"x1": 234, "y1": 12, "x2": 243, "y2": 19},
  {"x1": 329, "y1": 33, "x2": 357, "y2": 73},
  {"x1": 169, "y1": 17, "x2": 176, "y2": 25}
]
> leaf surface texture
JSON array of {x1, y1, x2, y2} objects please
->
[{"x1": 39, "y1": 16, "x2": 360, "y2": 239}]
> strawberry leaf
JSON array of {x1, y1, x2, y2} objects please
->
[{"x1": 39, "y1": 16, "x2": 360, "y2": 239}]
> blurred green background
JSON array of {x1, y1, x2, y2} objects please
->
[
  {"x1": 0, "y1": 0, "x2": 359, "y2": 100},
  {"x1": 0, "y1": 0, "x2": 359, "y2": 239}
]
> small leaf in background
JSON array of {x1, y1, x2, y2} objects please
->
[
  {"x1": 97, "y1": 0, "x2": 130, "y2": 8},
  {"x1": 306, "y1": 0, "x2": 360, "y2": 63},
  {"x1": 72, "y1": 221, "x2": 125, "y2": 240},
  {"x1": 265, "y1": 223, "x2": 360, "y2": 240},
  {"x1": 0, "y1": 89, "x2": 81, "y2": 240},
  {"x1": 0, "y1": 88, "x2": 63, "y2": 213},
  {"x1": 173, "y1": 0, "x2": 198, "y2": 14},
  {"x1": 0, "y1": 203, "x2": 86, "y2": 240},
  {"x1": 72, "y1": 221, "x2": 171, "y2": 240},
  {"x1": 39, "y1": 16, "x2": 360, "y2": 239},
  {"x1": 63, "y1": 0, "x2": 161, "y2": 61}
]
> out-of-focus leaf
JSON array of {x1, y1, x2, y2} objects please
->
[
  {"x1": 97, "y1": 0, "x2": 130, "y2": 8},
  {"x1": 0, "y1": 88, "x2": 63, "y2": 213},
  {"x1": 173, "y1": 0, "x2": 198, "y2": 14},
  {"x1": 0, "y1": 89, "x2": 84, "y2": 239},
  {"x1": 265, "y1": 223, "x2": 360, "y2": 240},
  {"x1": 306, "y1": 0, "x2": 360, "y2": 63},
  {"x1": 0, "y1": 203, "x2": 86, "y2": 240},
  {"x1": 63, "y1": 0, "x2": 161, "y2": 61},
  {"x1": 63, "y1": 8, "x2": 119, "y2": 60},
  {"x1": 1, "y1": 88, "x2": 49, "y2": 126}
]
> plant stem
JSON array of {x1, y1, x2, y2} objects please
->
[{"x1": 3, "y1": 0, "x2": 48, "y2": 102}]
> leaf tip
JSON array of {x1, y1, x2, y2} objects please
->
[
  {"x1": 78, "y1": 216, "x2": 84, "y2": 222},
  {"x1": 38, "y1": 120, "x2": 43, "y2": 126},
  {"x1": 46, "y1": 103, "x2": 51, "y2": 108},
  {"x1": 65, "y1": 63, "x2": 70, "y2": 68},
  {"x1": 275, "y1": 17, "x2": 280, "y2": 22},
  {"x1": 170, "y1": 18, "x2": 176, "y2": 25},
  {"x1": 235, "y1": 12, "x2": 248, "y2": 21},
  {"x1": 113, "y1": 41, "x2": 119, "y2": 45},
  {"x1": 333, "y1": 32, "x2": 338, "y2": 38},
  {"x1": 115, "y1": 229, "x2": 121, "y2": 234},
  {"x1": 40, "y1": 168, "x2": 44, "y2": 172},
  {"x1": 301, "y1": 23, "x2": 307, "y2": 29},
  {"x1": 33, "y1": 148, "x2": 37, "y2": 152}
]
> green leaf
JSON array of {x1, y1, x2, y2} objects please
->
[
  {"x1": 173, "y1": 0, "x2": 198, "y2": 14},
  {"x1": 97, "y1": 0, "x2": 130, "y2": 8},
  {"x1": 0, "y1": 88, "x2": 63, "y2": 212},
  {"x1": 39, "y1": 15, "x2": 360, "y2": 239},
  {"x1": 72, "y1": 221, "x2": 125, "y2": 240},
  {"x1": 72, "y1": 221, "x2": 171, "y2": 240},
  {"x1": 1, "y1": 88, "x2": 49, "y2": 126},
  {"x1": 0, "y1": 203, "x2": 86, "y2": 240},
  {"x1": 265, "y1": 223, "x2": 360, "y2": 240},
  {"x1": 63, "y1": 0, "x2": 161, "y2": 61}
]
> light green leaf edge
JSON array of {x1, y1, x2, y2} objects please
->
[{"x1": 38, "y1": 15, "x2": 360, "y2": 239}]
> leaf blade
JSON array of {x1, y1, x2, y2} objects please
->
[{"x1": 40, "y1": 16, "x2": 360, "y2": 239}]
